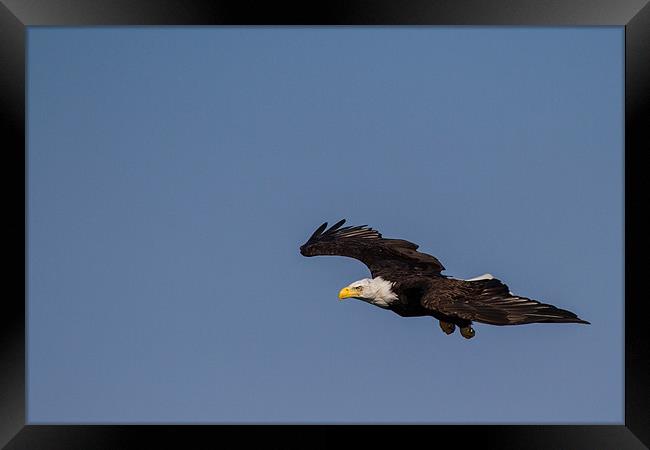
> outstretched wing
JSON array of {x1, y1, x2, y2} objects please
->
[
  {"x1": 422, "y1": 278, "x2": 589, "y2": 325},
  {"x1": 300, "y1": 219, "x2": 445, "y2": 278}
]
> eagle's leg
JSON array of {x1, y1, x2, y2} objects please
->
[
  {"x1": 439, "y1": 321, "x2": 456, "y2": 335},
  {"x1": 460, "y1": 325, "x2": 476, "y2": 339}
]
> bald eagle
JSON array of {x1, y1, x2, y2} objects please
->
[{"x1": 300, "y1": 220, "x2": 589, "y2": 339}]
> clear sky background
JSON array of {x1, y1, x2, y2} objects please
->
[{"x1": 27, "y1": 27, "x2": 623, "y2": 423}]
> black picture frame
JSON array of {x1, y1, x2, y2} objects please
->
[{"x1": 3, "y1": 1, "x2": 648, "y2": 448}]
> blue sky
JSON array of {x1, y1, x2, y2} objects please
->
[{"x1": 27, "y1": 27, "x2": 623, "y2": 423}]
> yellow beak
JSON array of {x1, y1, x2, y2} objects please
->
[{"x1": 338, "y1": 286, "x2": 360, "y2": 300}]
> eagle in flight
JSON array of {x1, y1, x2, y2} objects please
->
[{"x1": 300, "y1": 220, "x2": 589, "y2": 339}]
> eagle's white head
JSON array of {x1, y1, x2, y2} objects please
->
[{"x1": 337, "y1": 277, "x2": 398, "y2": 308}]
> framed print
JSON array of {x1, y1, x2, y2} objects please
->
[{"x1": 2, "y1": 1, "x2": 648, "y2": 448}]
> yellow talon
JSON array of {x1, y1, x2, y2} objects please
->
[
  {"x1": 460, "y1": 326, "x2": 475, "y2": 339},
  {"x1": 439, "y1": 321, "x2": 456, "y2": 335}
]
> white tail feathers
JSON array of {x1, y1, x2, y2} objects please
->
[{"x1": 465, "y1": 273, "x2": 495, "y2": 282}]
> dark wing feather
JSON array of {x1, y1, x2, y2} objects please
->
[
  {"x1": 421, "y1": 278, "x2": 589, "y2": 325},
  {"x1": 300, "y1": 219, "x2": 445, "y2": 278}
]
